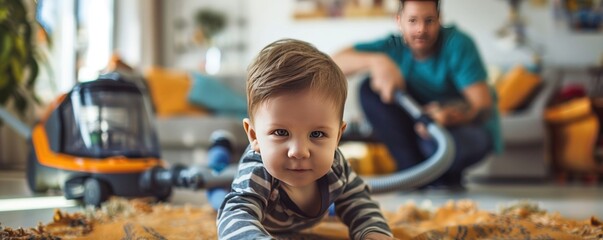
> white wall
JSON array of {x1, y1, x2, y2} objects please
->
[
  {"x1": 115, "y1": 0, "x2": 160, "y2": 69},
  {"x1": 161, "y1": 0, "x2": 248, "y2": 72},
  {"x1": 246, "y1": 0, "x2": 398, "y2": 59},
  {"x1": 442, "y1": 0, "x2": 603, "y2": 68},
  {"x1": 162, "y1": 0, "x2": 603, "y2": 72},
  {"x1": 162, "y1": 0, "x2": 398, "y2": 73},
  {"x1": 114, "y1": 0, "x2": 141, "y2": 67}
]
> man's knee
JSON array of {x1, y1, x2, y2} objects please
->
[{"x1": 449, "y1": 127, "x2": 493, "y2": 169}]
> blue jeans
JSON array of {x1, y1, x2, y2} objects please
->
[{"x1": 359, "y1": 79, "x2": 492, "y2": 185}]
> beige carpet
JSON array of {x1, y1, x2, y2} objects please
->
[{"x1": 1, "y1": 197, "x2": 601, "y2": 239}]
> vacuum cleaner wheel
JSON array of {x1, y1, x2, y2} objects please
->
[
  {"x1": 155, "y1": 186, "x2": 172, "y2": 203},
  {"x1": 26, "y1": 148, "x2": 51, "y2": 193},
  {"x1": 83, "y1": 178, "x2": 111, "y2": 207}
]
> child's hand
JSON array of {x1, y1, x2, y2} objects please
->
[{"x1": 364, "y1": 232, "x2": 398, "y2": 240}]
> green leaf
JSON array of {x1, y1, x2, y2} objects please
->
[
  {"x1": 0, "y1": 56, "x2": 8, "y2": 75},
  {"x1": 11, "y1": 0, "x2": 26, "y2": 21},
  {"x1": 194, "y1": 8, "x2": 227, "y2": 39},
  {"x1": 10, "y1": 58, "x2": 24, "y2": 84},
  {"x1": 0, "y1": 34, "x2": 13, "y2": 63},
  {"x1": 0, "y1": 69, "x2": 7, "y2": 89},
  {"x1": 0, "y1": 76, "x2": 14, "y2": 104},
  {"x1": 0, "y1": 0, "x2": 44, "y2": 118},
  {"x1": 0, "y1": 9, "x2": 9, "y2": 22},
  {"x1": 15, "y1": 35, "x2": 26, "y2": 60}
]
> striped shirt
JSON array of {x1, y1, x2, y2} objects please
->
[{"x1": 217, "y1": 148, "x2": 392, "y2": 239}]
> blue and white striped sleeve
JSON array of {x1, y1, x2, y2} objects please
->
[
  {"x1": 216, "y1": 151, "x2": 276, "y2": 240},
  {"x1": 333, "y1": 150, "x2": 393, "y2": 239}
]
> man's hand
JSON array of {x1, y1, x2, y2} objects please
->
[
  {"x1": 369, "y1": 54, "x2": 404, "y2": 103},
  {"x1": 424, "y1": 101, "x2": 467, "y2": 126},
  {"x1": 414, "y1": 122, "x2": 430, "y2": 139},
  {"x1": 364, "y1": 232, "x2": 398, "y2": 240},
  {"x1": 415, "y1": 102, "x2": 461, "y2": 140}
]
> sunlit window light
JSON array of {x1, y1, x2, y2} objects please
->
[
  {"x1": 77, "y1": 0, "x2": 114, "y2": 82},
  {"x1": 0, "y1": 196, "x2": 78, "y2": 212}
]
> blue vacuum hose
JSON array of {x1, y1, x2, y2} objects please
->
[{"x1": 363, "y1": 90, "x2": 455, "y2": 194}]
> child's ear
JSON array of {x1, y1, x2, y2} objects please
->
[
  {"x1": 337, "y1": 121, "x2": 347, "y2": 143},
  {"x1": 243, "y1": 118, "x2": 260, "y2": 152}
]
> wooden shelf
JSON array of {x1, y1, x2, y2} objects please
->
[{"x1": 293, "y1": 5, "x2": 394, "y2": 20}]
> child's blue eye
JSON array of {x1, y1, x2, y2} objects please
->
[
  {"x1": 274, "y1": 129, "x2": 289, "y2": 136},
  {"x1": 310, "y1": 131, "x2": 325, "y2": 138}
]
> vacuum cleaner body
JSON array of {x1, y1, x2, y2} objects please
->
[{"x1": 27, "y1": 77, "x2": 171, "y2": 206}]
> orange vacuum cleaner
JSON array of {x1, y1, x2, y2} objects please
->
[
  {"x1": 1, "y1": 74, "x2": 171, "y2": 206},
  {"x1": 1, "y1": 74, "x2": 243, "y2": 207}
]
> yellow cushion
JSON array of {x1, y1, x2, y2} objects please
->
[
  {"x1": 544, "y1": 97, "x2": 593, "y2": 124},
  {"x1": 340, "y1": 142, "x2": 397, "y2": 175},
  {"x1": 496, "y1": 65, "x2": 542, "y2": 114},
  {"x1": 144, "y1": 67, "x2": 208, "y2": 117},
  {"x1": 368, "y1": 143, "x2": 397, "y2": 174}
]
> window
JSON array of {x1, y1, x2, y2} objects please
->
[{"x1": 36, "y1": 0, "x2": 114, "y2": 102}]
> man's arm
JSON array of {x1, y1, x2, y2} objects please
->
[
  {"x1": 332, "y1": 47, "x2": 404, "y2": 103},
  {"x1": 332, "y1": 47, "x2": 377, "y2": 76},
  {"x1": 422, "y1": 82, "x2": 492, "y2": 127},
  {"x1": 461, "y1": 82, "x2": 493, "y2": 123},
  {"x1": 423, "y1": 29, "x2": 492, "y2": 127}
]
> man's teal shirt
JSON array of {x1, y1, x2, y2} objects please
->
[{"x1": 354, "y1": 25, "x2": 503, "y2": 153}]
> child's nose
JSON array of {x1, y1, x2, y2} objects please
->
[{"x1": 288, "y1": 140, "x2": 310, "y2": 159}]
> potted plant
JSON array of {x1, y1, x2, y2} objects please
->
[
  {"x1": 0, "y1": 0, "x2": 42, "y2": 119},
  {"x1": 192, "y1": 8, "x2": 227, "y2": 74},
  {"x1": 193, "y1": 8, "x2": 227, "y2": 46}
]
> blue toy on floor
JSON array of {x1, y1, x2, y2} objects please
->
[{"x1": 205, "y1": 130, "x2": 235, "y2": 210}]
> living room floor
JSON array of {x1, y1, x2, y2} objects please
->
[{"x1": 0, "y1": 170, "x2": 602, "y2": 229}]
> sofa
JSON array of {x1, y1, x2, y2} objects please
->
[
  {"x1": 143, "y1": 62, "x2": 564, "y2": 182},
  {"x1": 142, "y1": 66, "x2": 249, "y2": 167}
]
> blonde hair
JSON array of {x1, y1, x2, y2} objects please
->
[{"x1": 246, "y1": 39, "x2": 347, "y2": 120}]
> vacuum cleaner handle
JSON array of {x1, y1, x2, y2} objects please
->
[
  {"x1": 364, "y1": 90, "x2": 455, "y2": 193},
  {"x1": 141, "y1": 131, "x2": 238, "y2": 191},
  {"x1": 0, "y1": 106, "x2": 31, "y2": 139},
  {"x1": 393, "y1": 90, "x2": 422, "y2": 119}
]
